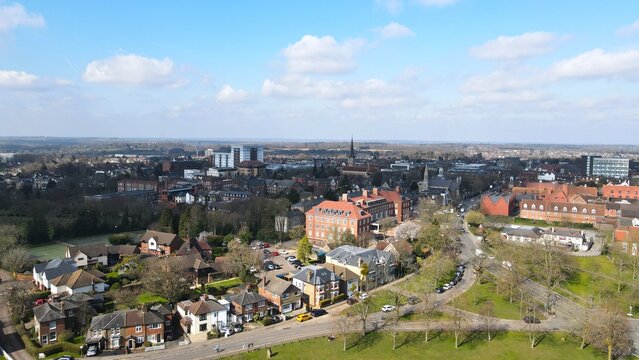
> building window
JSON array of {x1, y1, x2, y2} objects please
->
[
  {"x1": 572, "y1": 207, "x2": 577, "y2": 213},
  {"x1": 258, "y1": 300, "x2": 266, "y2": 307},
  {"x1": 539, "y1": 205, "x2": 544, "y2": 211},
  {"x1": 50, "y1": 331, "x2": 57, "y2": 342},
  {"x1": 245, "y1": 304, "x2": 253, "y2": 311},
  {"x1": 199, "y1": 314, "x2": 207, "y2": 321},
  {"x1": 41, "y1": 335, "x2": 48, "y2": 344},
  {"x1": 149, "y1": 324, "x2": 161, "y2": 329},
  {"x1": 282, "y1": 293, "x2": 289, "y2": 299},
  {"x1": 591, "y1": 209, "x2": 597, "y2": 214},
  {"x1": 553, "y1": 206, "x2": 558, "y2": 212},
  {"x1": 523, "y1": 203, "x2": 528, "y2": 209},
  {"x1": 531, "y1": 204, "x2": 536, "y2": 210},
  {"x1": 199, "y1": 324, "x2": 207, "y2": 332},
  {"x1": 582, "y1": 208, "x2": 587, "y2": 214},
  {"x1": 135, "y1": 325, "x2": 142, "y2": 333},
  {"x1": 49, "y1": 321, "x2": 57, "y2": 330},
  {"x1": 165, "y1": 320, "x2": 171, "y2": 326},
  {"x1": 136, "y1": 336, "x2": 144, "y2": 344},
  {"x1": 562, "y1": 207, "x2": 568, "y2": 212}
]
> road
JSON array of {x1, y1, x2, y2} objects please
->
[{"x1": 0, "y1": 269, "x2": 33, "y2": 360}]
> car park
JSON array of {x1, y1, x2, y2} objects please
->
[
  {"x1": 296, "y1": 313, "x2": 312, "y2": 322},
  {"x1": 271, "y1": 251, "x2": 280, "y2": 256},
  {"x1": 311, "y1": 309, "x2": 327, "y2": 317},
  {"x1": 381, "y1": 305, "x2": 395, "y2": 312}
]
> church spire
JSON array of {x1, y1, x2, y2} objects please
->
[{"x1": 349, "y1": 136, "x2": 355, "y2": 159}]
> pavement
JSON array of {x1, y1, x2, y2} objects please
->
[{"x1": 0, "y1": 269, "x2": 33, "y2": 360}]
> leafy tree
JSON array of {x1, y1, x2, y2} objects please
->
[
  {"x1": 178, "y1": 207, "x2": 191, "y2": 239},
  {"x1": 224, "y1": 241, "x2": 261, "y2": 284},
  {"x1": 359, "y1": 262, "x2": 369, "y2": 291},
  {"x1": 323, "y1": 189, "x2": 339, "y2": 201},
  {"x1": 158, "y1": 208, "x2": 174, "y2": 233},
  {"x1": 338, "y1": 176, "x2": 351, "y2": 194},
  {"x1": 465, "y1": 211, "x2": 486, "y2": 227},
  {"x1": 238, "y1": 229, "x2": 252, "y2": 244},
  {"x1": 286, "y1": 189, "x2": 300, "y2": 204},
  {"x1": 27, "y1": 213, "x2": 50, "y2": 243},
  {"x1": 297, "y1": 236, "x2": 312, "y2": 263},
  {"x1": 288, "y1": 225, "x2": 305, "y2": 241}
]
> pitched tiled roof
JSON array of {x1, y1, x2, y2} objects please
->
[
  {"x1": 326, "y1": 245, "x2": 394, "y2": 268},
  {"x1": 306, "y1": 200, "x2": 371, "y2": 220},
  {"x1": 33, "y1": 258, "x2": 77, "y2": 280},
  {"x1": 89, "y1": 309, "x2": 164, "y2": 331},
  {"x1": 140, "y1": 230, "x2": 179, "y2": 246},
  {"x1": 229, "y1": 290, "x2": 267, "y2": 306},
  {"x1": 292, "y1": 265, "x2": 340, "y2": 285},
  {"x1": 49, "y1": 269, "x2": 104, "y2": 289},
  {"x1": 34, "y1": 300, "x2": 79, "y2": 323},
  {"x1": 259, "y1": 275, "x2": 297, "y2": 295}
]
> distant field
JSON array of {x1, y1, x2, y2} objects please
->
[{"x1": 28, "y1": 231, "x2": 144, "y2": 260}]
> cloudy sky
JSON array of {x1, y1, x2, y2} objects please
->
[{"x1": 2, "y1": 1, "x2": 639, "y2": 143}]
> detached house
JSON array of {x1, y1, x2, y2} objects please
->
[
  {"x1": 177, "y1": 295, "x2": 229, "y2": 335},
  {"x1": 139, "y1": 230, "x2": 182, "y2": 256},
  {"x1": 33, "y1": 300, "x2": 79, "y2": 345},
  {"x1": 66, "y1": 244, "x2": 109, "y2": 267},
  {"x1": 33, "y1": 258, "x2": 77, "y2": 291},
  {"x1": 226, "y1": 290, "x2": 268, "y2": 323},
  {"x1": 49, "y1": 269, "x2": 108, "y2": 295},
  {"x1": 325, "y1": 245, "x2": 396, "y2": 291},
  {"x1": 86, "y1": 308, "x2": 167, "y2": 351},
  {"x1": 258, "y1": 275, "x2": 302, "y2": 314},
  {"x1": 292, "y1": 266, "x2": 341, "y2": 308}
]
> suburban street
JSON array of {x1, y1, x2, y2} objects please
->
[{"x1": 0, "y1": 269, "x2": 33, "y2": 360}]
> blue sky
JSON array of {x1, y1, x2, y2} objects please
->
[{"x1": 1, "y1": 0, "x2": 639, "y2": 143}]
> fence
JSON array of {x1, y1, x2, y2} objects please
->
[{"x1": 144, "y1": 344, "x2": 166, "y2": 352}]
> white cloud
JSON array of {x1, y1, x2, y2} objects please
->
[
  {"x1": 262, "y1": 76, "x2": 398, "y2": 99},
  {"x1": 0, "y1": 4, "x2": 45, "y2": 33},
  {"x1": 461, "y1": 69, "x2": 547, "y2": 93},
  {"x1": 83, "y1": 54, "x2": 176, "y2": 85},
  {"x1": 551, "y1": 48, "x2": 639, "y2": 80},
  {"x1": 216, "y1": 84, "x2": 248, "y2": 103},
  {"x1": 416, "y1": 0, "x2": 457, "y2": 6},
  {"x1": 618, "y1": 19, "x2": 639, "y2": 37},
  {"x1": 0, "y1": 70, "x2": 38, "y2": 88},
  {"x1": 282, "y1": 35, "x2": 364, "y2": 75},
  {"x1": 379, "y1": 22, "x2": 415, "y2": 39},
  {"x1": 462, "y1": 91, "x2": 545, "y2": 105},
  {"x1": 375, "y1": 0, "x2": 404, "y2": 14},
  {"x1": 470, "y1": 32, "x2": 559, "y2": 60}
]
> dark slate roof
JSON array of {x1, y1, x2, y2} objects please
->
[
  {"x1": 228, "y1": 290, "x2": 267, "y2": 306},
  {"x1": 89, "y1": 309, "x2": 164, "y2": 331},
  {"x1": 178, "y1": 299, "x2": 226, "y2": 315},
  {"x1": 107, "y1": 244, "x2": 140, "y2": 256},
  {"x1": 34, "y1": 258, "x2": 77, "y2": 280},
  {"x1": 259, "y1": 275, "x2": 297, "y2": 295},
  {"x1": 326, "y1": 245, "x2": 394, "y2": 268},
  {"x1": 292, "y1": 265, "x2": 340, "y2": 285},
  {"x1": 33, "y1": 300, "x2": 79, "y2": 323},
  {"x1": 501, "y1": 226, "x2": 544, "y2": 239}
]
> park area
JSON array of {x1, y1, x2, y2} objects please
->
[
  {"x1": 228, "y1": 331, "x2": 604, "y2": 360},
  {"x1": 27, "y1": 231, "x2": 144, "y2": 260}
]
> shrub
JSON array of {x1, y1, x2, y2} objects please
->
[
  {"x1": 144, "y1": 341, "x2": 152, "y2": 347},
  {"x1": 207, "y1": 330, "x2": 219, "y2": 339},
  {"x1": 261, "y1": 317, "x2": 275, "y2": 326},
  {"x1": 109, "y1": 234, "x2": 133, "y2": 245},
  {"x1": 59, "y1": 329, "x2": 74, "y2": 342}
]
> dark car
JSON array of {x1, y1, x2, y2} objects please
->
[
  {"x1": 55, "y1": 356, "x2": 75, "y2": 360},
  {"x1": 311, "y1": 309, "x2": 327, "y2": 317},
  {"x1": 291, "y1": 260, "x2": 303, "y2": 267},
  {"x1": 263, "y1": 249, "x2": 271, "y2": 255},
  {"x1": 523, "y1": 316, "x2": 541, "y2": 324},
  {"x1": 347, "y1": 297, "x2": 359, "y2": 305},
  {"x1": 435, "y1": 288, "x2": 444, "y2": 294}
]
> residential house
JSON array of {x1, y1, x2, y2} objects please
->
[
  {"x1": 291, "y1": 265, "x2": 341, "y2": 308},
  {"x1": 175, "y1": 238, "x2": 213, "y2": 260},
  {"x1": 321, "y1": 263, "x2": 360, "y2": 298},
  {"x1": 49, "y1": 269, "x2": 108, "y2": 295},
  {"x1": 106, "y1": 244, "x2": 140, "y2": 265},
  {"x1": 325, "y1": 245, "x2": 396, "y2": 291},
  {"x1": 33, "y1": 258, "x2": 77, "y2": 291},
  {"x1": 33, "y1": 300, "x2": 79, "y2": 345},
  {"x1": 139, "y1": 230, "x2": 182, "y2": 256},
  {"x1": 177, "y1": 295, "x2": 229, "y2": 335},
  {"x1": 66, "y1": 244, "x2": 109, "y2": 268},
  {"x1": 226, "y1": 290, "x2": 268, "y2": 323},
  {"x1": 170, "y1": 253, "x2": 216, "y2": 286},
  {"x1": 501, "y1": 225, "x2": 591, "y2": 250},
  {"x1": 86, "y1": 308, "x2": 166, "y2": 351},
  {"x1": 258, "y1": 275, "x2": 302, "y2": 314}
]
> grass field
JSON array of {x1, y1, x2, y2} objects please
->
[
  {"x1": 343, "y1": 290, "x2": 407, "y2": 316},
  {"x1": 454, "y1": 277, "x2": 545, "y2": 320},
  {"x1": 28, "y1": 231, "x2": 144, "y2": 260},
  {"x1": 137, "y1": 292, "x2": 168, "y2": 305},
  {"x1": 227, "y1": 331, "x2": 604, "y2": 360}
]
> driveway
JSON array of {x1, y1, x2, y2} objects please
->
[{"x1": 0, "y1": 269, "x2": 33, "y2": 360}]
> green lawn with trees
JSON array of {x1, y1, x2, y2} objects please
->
[{"x1": 229, "y1": 332, "x2": 605, "y2": 360}]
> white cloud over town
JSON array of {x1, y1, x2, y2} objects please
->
[
  {"x1": 83, "y1": 54, "x2": 176, "y2": 85},
  {"x1": 282, "y1": 35, "x2": 365, "y2": 75},
  {"x1": 0, "y1": 3, "x2": 45, "y2": 33},
  {"x1": 470, "y1": 32, "x2": 560, "y2": 60},
  {"x1": 378, "y1": 22, "x2": 415, "y2": 39}
]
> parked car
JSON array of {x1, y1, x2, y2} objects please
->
[
  {"x1": 296, "y1": 313, "x2": 312, "y2": 322},
  {"x1": 271, "y1": 251, "x2": 280, "y2": 256},
  {"x1": 347, "y1": 297, "x2": 359, "y2": 305},
  {"x1": 34, "y1": 298, "x2": 47, "y2": 306},
  {"x1": 233, "y1": 323, "x2": 244, "y2": 333},
  {"x1": 523, "y1": 316, "x2": 541, "y2": 324},
  {"x1": 86, "y1": 345, "x2": 98, "y2": 357},
  {"x1": 264, "y1": 315, "x2": 283, "y2": 325},
  {"x1": 442, "y1": 284, "x2": 452, "y2": 290},
  {"x1": 263, "y1": 249, "x2": 271, "y2": 255},
  {"x1": 220, "y1": 326, "x2": 234, "y2": 336},
  {"x1": 285, "y1": 256, "x2": 297, "y2": 262},
  {"x1": 311, "y1": 309, "x2": 327, "y2": 317},
  {"x1": 381, "y1": 305, "x2": 396, "y2": 312},
  {"x1": 55, "y1": 356, "x2": 74, "y2": 360},
  {"x1": 435, "y1": 288, "x2": 444, "y2": 294},
  {"x1": 358, "y1": 292, "x2": 368, "y2": 300},
  {"x1": 279, "y1": 249, "x2": 289, "y2": 255},
  {"x1": 263, "y1": 243, "x2": 271, "y2": 248}
]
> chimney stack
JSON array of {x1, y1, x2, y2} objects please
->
[
  {"x1": 362, "y1": 189, "x2": 369, "y2": 197},
  {"x1": 372, "y1": 188, "x2": 378, "y2": 196},
  {"x1": 306, "y1": 269, "x2": 312, "y2": 283},
  {"x1": 341, "y1": 193, "x2": 349, "y2": 202}
]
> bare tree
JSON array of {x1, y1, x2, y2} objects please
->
[
  {"x1": 421, "y1": 279, "x2": 438, "y2": 343},
  {"x1": 451, "y1": 298, "x2": 465, "y2": 349},
  {"x1": 571, "y1": 310, "x2": 594, "y2": 350},
  {"x1": 611, "y1": 245, "x2": 628, "y2": 292},
  {"x1": 480, "y1": 301, "x2": 496, "y2": 341},
  {"x1": 225, "y1": 240, "x2": 261, "y2": 283},
  {"x1": 592, "y1": 305, "x2": 632, "y2": 360},
  {"x1": 142, "y1": 257, "x2": 190, "y2": 303},
  {"x1": 395, "y1": 221, "x2": 420, "y2": 242},
  {"x1": 2, "y1": 245, "x2": 31, "y2": 276},
  {"x1": 354, "y1": 298, "x2": 371, "y2": 337},
  {"x1": 524, "y1": 296, "x2": 539, "y2": 349},
  {"x1": 386, "y1": 289, "x2": 403, "y2": 350},
  {"x1": 274, "y1": 214, "x2": 287, "y2": 245},
  {"x1": 335, "y1": 315, "x2": 355, "y2": 351},
  {"x1": 530, "y1": 240, "x2": 573, "y2": 314}
]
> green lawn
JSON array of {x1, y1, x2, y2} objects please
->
[
  {"x1": 137, "y1": 292, "x2": 168, "y2": 305},
  {"x1": 454, "y1": 277, "x2": 544, "y2": 320},
  {"x1": 205, "y1": 277, "x2": 242, "y2": 295},
  {"x1": 27, "y1": 231, "x2": 144, "y2": 260},
  {"x1": 227, "y1": 331, "x2": 605, "y2": 360}
]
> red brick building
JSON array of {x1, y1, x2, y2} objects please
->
[
  {"x1": 602, "y1": 183, "x2": 639, "y2": 200},
  {"x1": 117, "y1": 179, "x2": 159, "y2": 193},
  {"x1": 480, "y1": 194, "x2": 516, "y2": 217},
  {"x1": 139, "y1": 230, "x2": 182, "y2": 256}
]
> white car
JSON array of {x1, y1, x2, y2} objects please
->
[
  {"x1": 285, "y1": 256, "x2": 297, "y2": 262},
  {"x1": 442, "y1": 283, "x2": 452, "y2": 290},
  {"x1": 381, "y1": 305, "x2": 395, "y2": 312},
  {"x1": 86, "y1": 345, "x2": 98, "y2": 357},
  {"x1": 279, "y1": 249, "x2": 289, "y2": 255},
  {"x1": 358, "y1": 292, "x2": 368, "y2": 300}
]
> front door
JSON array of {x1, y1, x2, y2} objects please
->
[{"x1": 127, "y1": 339, "x2": 134, "y2": 349}]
